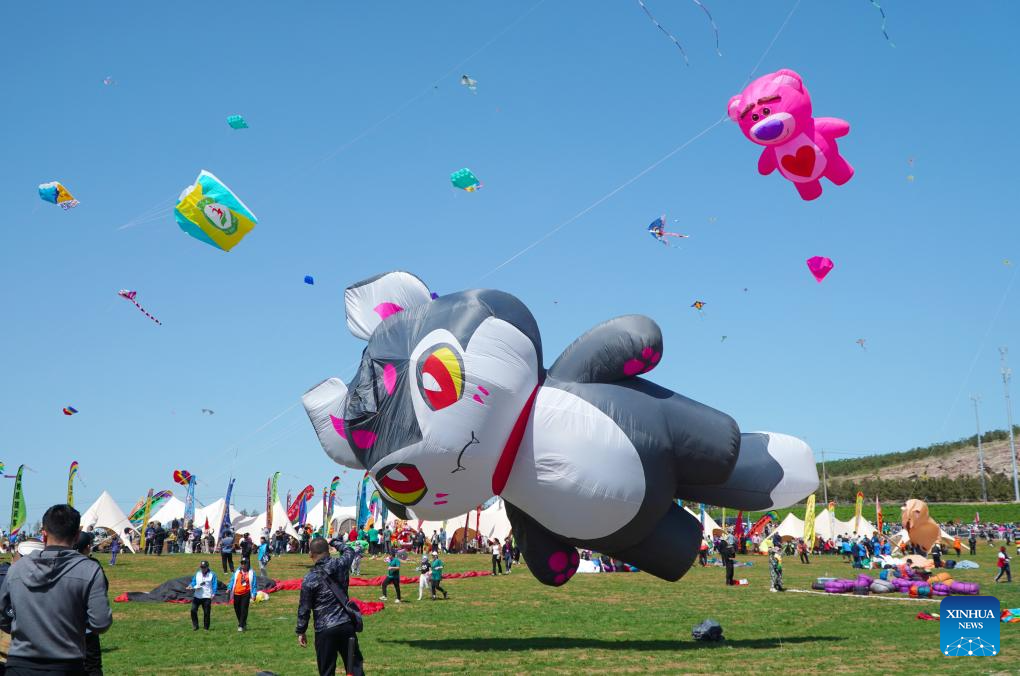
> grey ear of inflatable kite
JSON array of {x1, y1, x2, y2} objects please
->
[
  {"x1": 302, "y1": 378, "x2": 363, "y2": 469},
  {"x1": 344, "y1": 271, "x2": 432, "y2": 341},
  {"x1": 549, "y1": 315, "x2": 663, "y2": 383}
]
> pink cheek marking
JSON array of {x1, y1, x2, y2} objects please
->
[
  {"x1": 433, "y1": 500, "x2": 448, "y2": 506},
  {"x1": 478, "y1": 386, "x2": 490, "y2": 396},
  {"x1": 473, "y1": 394, "x2": 484, "y2": 404},
  {"x1": 436, "y1": 493, "x2": 449, "y2": 498},
  {"x1": 623, "y1": 359, "x2": 644, "y2": 376},
  {"x1": 382, "y1": 364, "x2": 397, "y2": 395},
  {"x1": 329, "y1": 415, "x2": 347, "y2": 439},
  {"x1": 350, "y1": 430, "x2": 377, "y2": 449},
  {"x1": 373, "y1": 302, "x2": 404, "y2": 320},
  {"x1": 641, "y1": 346, "x2": 653, "y2": 359}
]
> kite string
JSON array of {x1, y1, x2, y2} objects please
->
[
  {"x1": 691, "y1": 0, "x2": 722, "y2": 56},
  {"x1": 478, "y1": 0, "x2": 802, "y2": 281},
  {"x1": 281, "y1": 0, "x2": 549, "y2": 184},
  {"x1": 936, "y1": 263, "x2": 1020, "y2": 441},
  {"x1": 868, "y1": 0, "x2": 896, "y2": 47},
  {"x1": 636, "y1": 0, "x2": 689, "y2": 65}
]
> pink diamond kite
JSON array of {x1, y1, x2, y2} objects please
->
[{"x1": 805, "y1": 256, "x2": 834, "y2": 283}]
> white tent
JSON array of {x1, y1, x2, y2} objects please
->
[
  {"x1": 683, "y1": 506, "x2": 722, "y2": 536},
  {"x1": 79, "y1": 491, "x2": 136, "y2": 552},
  {"x1": 150, "y1": 496, "x2": 186, "y2": 525},
  {"x1": 774, "y1": 512, "x2": 806, "y2": 541},
  {"x1": 195, "y1": 498, "x2": 243, "y2": 533},
  {"x1": 234, "y1": 500, "x2": 299, "y2": 539},
  {"x1": 891, "y1": 527, "x2": 955, "y2": 548},
  {"x1": 416, "y1": 499, "x2": 513, "y2": 543}
]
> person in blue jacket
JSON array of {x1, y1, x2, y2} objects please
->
[
  {"x1": 257, "y1": 536, "x2": 271, "y2": 578},
  {"x1": 186, "y1": 560, "x2": 218, "y2": 630}
]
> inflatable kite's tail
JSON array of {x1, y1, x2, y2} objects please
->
[{"x1": 675, "y1": 432, "x2": 818, "y2": 511}]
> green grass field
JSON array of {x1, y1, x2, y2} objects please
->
[{"x1": 84, "y1": 546, "x2": 1020, "y2": 674}]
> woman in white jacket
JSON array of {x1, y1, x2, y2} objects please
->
[{"x1": 417, "y1": 555, "x2": 431, "y2": 600}]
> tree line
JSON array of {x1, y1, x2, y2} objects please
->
[{"x1": 826, "y1": 471, "x2": 1018, "y2": 503}]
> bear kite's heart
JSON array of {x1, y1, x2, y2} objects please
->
[{"x1": 781, "y1": 146, "x2": 816, "y2": 177}]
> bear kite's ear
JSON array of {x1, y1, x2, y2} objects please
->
[
  {"x1": 727, "y1": 95, "x2": 744, "y2": 122},
  {"x1": 771, "y1": 68, "x2": 803, "y2": 91},
  {"x1": 344, "y1": 271, "x2": 433, "y2": 340}
]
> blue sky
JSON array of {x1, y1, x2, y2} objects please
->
[{"x1": 1, "y1": 1, "x2": 1017, "y2": 520}]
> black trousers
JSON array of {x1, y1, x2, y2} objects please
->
[
  {"x1": 191, "y1": 597, "x2": 212, "y2": 629},
  {"x1": 83, "y1": 632, "x2": 102, "y2": 676},
  {"x1": 381, "y1": 577, "x2": 401, "y2": 600},
  {"x1": 970, "y1": 542, "x2": 977, "y2": 555},
  {"x1": 221, "y1": 553, "x2": 234, "y2": 572},
  {"x1": 492, "y1": 555, "x2": 503, "y2": 575},
  {"x1": 314, "y1": 622, "x2": 364, "y2": 676},
  {"x1": 430, "y1": 579, "x2": 447, "y2": 598},
  {"x1": 799, "y1": 552, "x2": 810, "y2": 564},
  {"x1": 234, "y1": 592, "x2": 251, "y2": 628},
  {"x1": 724, "y1": 558, "x2": 734, "y2": 585},
  {"x1": 7, "y1": 662, "x2": 85, "y2": 676}
]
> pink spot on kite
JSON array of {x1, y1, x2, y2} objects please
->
[
  {"x1": 473, "y1": 394, "x2": 484, "y2": 404},
  {"x1": 436, "y1": 493, "x2": 449, "y2": 498},
  {"x1": 641, "y1": 346, "x2": 653, "y2": 359},
  {"x1": 478, "y1": 386, "x2": 490, "y2": 396},
  {"x1": 623, "y1": 359, "x2": 644, "y2": 376},
  {"x1": 433, "y1": 500, "x2": 448, "y2": 506},
  {"x1": 329, "y1": 415, "x2": 347, "y2": 439},
  {"x1": 570, "y1": 551, "x2": 579, "y2": 567},
  {"x1": 350, "y1": 430, "x2": 377, "y2": 449},
  {"x1": 548, "y1": 551, "x2": 568, "y2": 572},
  {"x1": 650, "y1": 351, "x2": 661, "y2": 364},
  {"x1": 373, "y1": 302, "x2": 404, "y2": 320},
  {"x1": 553, "y1": 574, "x2": 566, "y2": 585},
  {"x1": 382, "y1": 364, "x2": 397, "y2": 395}
]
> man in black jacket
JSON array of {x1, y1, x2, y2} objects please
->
[
  {"x1": 296, "y1": 538, "x2": 364, "y2": 676},
  {"x1": 719, "y1": 538, "x2": 736, "y2": 586}
]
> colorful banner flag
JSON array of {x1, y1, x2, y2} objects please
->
[
  {"x1": 733, "y1": 511, "x2": 745, "y2": 543},
  {"x1": 356, "y1": 472, "x2": 371, "y2": 529},
  {"x1": 138, "y1": 488, "x2": 154, "y2": 551},
  {"x1": 67, "y1": 461, "x2": 79, "y2": 506},
  {"x1": 297, "y1": 493, "x2": 308, "y2": 527},
  {"x1": 287, "y1": 485, "x2": 315, "y2": 524},
  {"x1": 802, "y1": 494, "x2": 816, "y2": 546},
  {"x1": 9, "y1": 465, "x2": 26, "y2": 536},
  {"x1": 875, "y1": 495, "x2": 883, "y2": 534},
  {"x1": 327, "y1": 475, "x2": 340, "y2": 537},
  {"x1": 219, "y1": 478, "x2": 235, "y2": 543},
  {"x1": 974, "y1": 511, "x2": 980, "y2": 524},
  {"x1": 266, "y1": 477, "x2": 273, "y2": 531},
  {"x1": 268, "y1": 472, "x2": 280, "y2": 532},
  {"x1": 854, "y1": 491, "x2": 864, "y2": 534},
  {"x1": 128, "y1": 490, "x2": 173, "y2": 526},
  {"x1": 184, "y1": 478, "x2": 196, "y2": 529},
  {"x1": 321, "y1": 486, "x2": 328, "y2": 534},
  {"x1": 699, "y1": 503, "x2": 706, "y2": 532}
]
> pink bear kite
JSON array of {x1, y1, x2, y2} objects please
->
[{"x1": 728, "y1": 69, "x2": 853, "y2": 201}]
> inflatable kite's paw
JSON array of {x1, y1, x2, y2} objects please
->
[
  {"x1": 542, "y1": 549, "x2": 580, "y2": 586},
  {"x1": 622, "y1": 345, "x2": 662, "y2": 377}
]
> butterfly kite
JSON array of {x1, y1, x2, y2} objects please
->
[
  {"x1": 647, "y1": 215, "x2": 689, "y2": 247},
  {"x1": 691, "y1": 300, "x2": 706, "y2": 311},
  {"x1": 118, "y1": 290, "x2": 162, "y2": 325}
]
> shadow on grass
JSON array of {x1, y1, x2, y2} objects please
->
[{"x1": 381, "y1": 636, "x2": 845, "y2": 652}]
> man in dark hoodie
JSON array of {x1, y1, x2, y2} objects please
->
[
  {"x1": 74, "y1": 532, "x2": 105, "y2": 676},
  {"x1": 0, "y1": 504, "x2": 112, "y2": 675},
  {"x1": 296, "y1": 538, "x2": 363, "y2": 676}
]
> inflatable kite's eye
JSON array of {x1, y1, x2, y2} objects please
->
[
  {"x1": 762, "y1": 107, "x2": 771, "y2": 116},
  {"x1": 751, "y1": 113, "x2": 760, "y2": 122},
  {"x1": 416, "y1": 344, "x2": 465, "y2": 411}
]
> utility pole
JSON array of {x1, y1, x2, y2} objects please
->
[
  {"x1": 971, "y1": 395, "x2": 988, "y2": 502},
  {"x1": 999, "y1": 348, "x2": 1020, "y2": 503},
  {"x1": 820, "y1": 449, "x2": 829, "y2": 506}
]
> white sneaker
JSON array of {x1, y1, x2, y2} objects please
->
[
  {"x1": 379, "y1": 596, "x2": 387, "y2": 601},
  {"x1": 769, "y1": 588, "x2": 777, "y2": 592},
  {"x1": 237, "y1": 626, "x2": 244, "y2": 632},
  {"x1": 394, "y1": 599, "x2": 401, "y2": 604}
]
